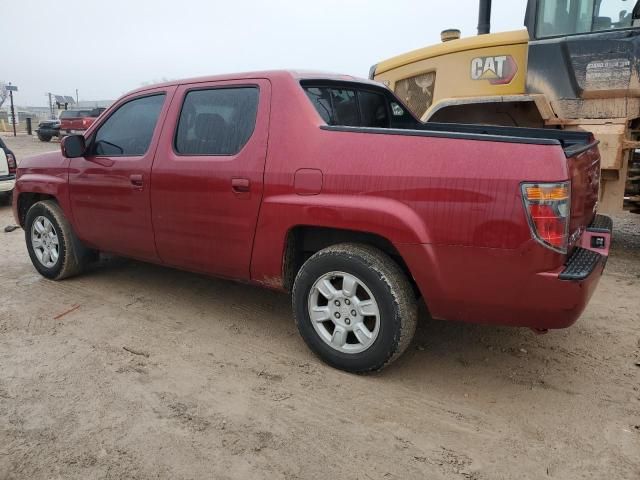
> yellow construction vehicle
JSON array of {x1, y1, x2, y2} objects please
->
[{"x1": 370, "y1": 0, "x2": 640, "y2": 213}]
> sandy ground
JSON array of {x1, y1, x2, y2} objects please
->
[{"x1": 0, "y1": 133, "x2": 639, "y2": 479}]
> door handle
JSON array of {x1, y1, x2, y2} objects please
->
[
  {"x1": 231, "y1": 178, "x2": 250, "y2": 193},
  {"x1": 130, "y1": 174, "x2": 144, "y2": 189}
]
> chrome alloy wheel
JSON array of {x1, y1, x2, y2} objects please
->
[
  {"x1": 31, "y1": 215, "x2": 60, "y2": 268},
  {"x1": 307, "y1": 271, "x2": 380, "y2": 354}
]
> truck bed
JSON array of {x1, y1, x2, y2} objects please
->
[
  {"x1": 322, "y1": 122, "x2": 597, "y2": 157},
  {"x1": 417, "y1": 122, "x2": 598, "y2": 157}
]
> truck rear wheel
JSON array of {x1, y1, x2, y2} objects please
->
[
  {"x1": 25, "y1": 200, "x2": 92, "y2": 280},
  {"x1": 292, "y1": 243, "x2": 417, "y2": 373}
]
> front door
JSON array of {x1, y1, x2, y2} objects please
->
[
  {"x1": 150, "y1": 79, "x2": 270, "y2": 279},
  {"x1": 68, "y1": 88, "x2": 174, "y2": 261}
]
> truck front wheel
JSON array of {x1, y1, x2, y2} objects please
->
[
  {"x1": 25, "y1": 200, "x2": 93, "y2": 280},
  {"x1": 292, "y1": 243, "x2": 417, "y2": 373}
]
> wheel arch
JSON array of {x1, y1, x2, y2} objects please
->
[
  {"x1": 280, "y1": 226, "x2": 415, "y2": 294},
  {"x1": 250, "y1": 195, "x2": 433, "y2": 294},
  {"x1": 17, "y1": 192, "x2": 58, "y2": 227},
  {"x1": 14, "y1": 169, "x2": 72, "y2": 228}
]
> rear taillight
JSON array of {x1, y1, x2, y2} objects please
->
[
  {"x1": 521, "y1": 182, "x2": 570, "y2": 253},
  {"x1": 6, "y1": 153, "x2": 16, "y2": 174},
  {"x1": 82, "y1": 118, "x2": 90, "y2": 127}
]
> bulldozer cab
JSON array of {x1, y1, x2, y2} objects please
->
[
  {"x1": 527, "y1": 0, "x2": 640, "y2": 39},
  {"x1": 523, "y1": 0, "x2": 640, "y2": 117},
  {"x1": 523, "y1": 0, "x2": 640, "y2": 213}
]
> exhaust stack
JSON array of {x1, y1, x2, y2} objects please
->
[{"x1": 478, "y1": 0, "x2": 492, "y2": 35}]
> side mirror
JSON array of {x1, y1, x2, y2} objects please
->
[{"x1": 61, "y1": 135, "x2": 86, "y2": 158}]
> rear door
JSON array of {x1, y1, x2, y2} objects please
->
[
  {"x1": 68, "y1": 87, "x2": 175, "y2": 260},
  {"x1": 150, "y1": 79, "x2": 270, "y2": 279}
]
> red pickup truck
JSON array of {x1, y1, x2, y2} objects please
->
[
  {"x1": 59, "y1": 108, "x2": 106, "y2": 136},
  {"x1": 12, "y1": 71, "x2": 611, "y2": 372}
]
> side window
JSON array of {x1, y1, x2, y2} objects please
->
[
  {"x1": 93, "y1": 94, "x2": 165, "y2": 156},
  {"x1": 358, "y1": 91, "x2": 389, "y2": 128},
  {"x1": 174, "y1": 87, "x2": 259, "y2": 156},
  {"x1": 536, "y1": 0, "x2": 638, "y2": 38},
  {"x1": 596, "y1": 0, "x2": 637, "y2": 29}
]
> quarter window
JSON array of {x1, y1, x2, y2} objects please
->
[
  {"x1": 93, "y1": 94, "x2": 165, "y2": 156},
  {"x1": 305, "y1": 87, "x2": 333, "y2": 124},
  {"x1": 331, "y1": 89, "x2": 359, "y2": 126},
  {"x1": 174, "y1": 87, "x2": 259, "y2": 156},
  {"x1": 304, "y1": 86, "x2": 391, "y2": 128},
  {"x1": 358, "y1": 91, "x2": 390, "y2": 128}
]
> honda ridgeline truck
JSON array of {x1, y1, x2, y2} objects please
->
[{"x1": 12, "y1": 71, "x2": 612, "y2": 372}]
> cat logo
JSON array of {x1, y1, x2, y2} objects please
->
[{"x1": 470, "y1": 55, "x2": 518, "y2": 85}]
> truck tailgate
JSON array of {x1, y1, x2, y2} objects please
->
[
  {"x1": 419, "y1": 122, "x2": 601, "y2": 246},
  {"x1": 566, "y1": 140, "x2": 600, "y2": 245}
]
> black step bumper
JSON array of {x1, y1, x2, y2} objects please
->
[{"x1": 559, "y1": 215, "x2": 612, "y2": 281}]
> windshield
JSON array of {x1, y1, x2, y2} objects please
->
[{"x1": 536, "y1": 0, "x2": 639, "y2": 37}]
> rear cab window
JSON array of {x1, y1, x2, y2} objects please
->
[
  {"x1": 60, "y1": 110, "x2": 91, "y2": 119},
  {"x1": 302, "y1": 81, "x2": 420, "y2": 129}
]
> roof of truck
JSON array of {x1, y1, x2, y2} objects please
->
[{"x1": 126, "y1": 70, "x2": 382, "y2": 97}]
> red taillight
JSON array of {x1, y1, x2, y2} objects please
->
[
  {"x1": 82, "y1": 118, "x2": 90, "y2": 127},
  {"x1": 522, "y1": 182, "x2": 570, "y2": 253},
  {"x1": 6, "y1": 153, "x2": 16, "y2": 173}
]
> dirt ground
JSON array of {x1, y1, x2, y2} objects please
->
[{"x1": 1, "y1": 133, "x2": 639, "y2": 479}]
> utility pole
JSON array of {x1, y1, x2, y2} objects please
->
[
  {"x1": 48, "y1": 92, "x2": 54, "y2": 118},
  {"x1": 6, "y1": 83, "x2": 18, "y2": 137},
  {"x1": 75, "y1": 88, "x2": 78, "y2": 104}
]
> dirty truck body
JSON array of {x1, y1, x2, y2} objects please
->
[
  {"x1": 371, "y1": 0, "x2": 640, "y2": 214},
  {"x1": 12, "y1": 71, "x2": 611, "y2": 372}
]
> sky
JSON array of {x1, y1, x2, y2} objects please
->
[{"x1": 3, "y1": 0, "x2": 527, "y2": 107}]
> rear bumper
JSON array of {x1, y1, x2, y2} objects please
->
[
  {"x1": 398, "y1": 215, "x2": 612, "y2": 330},
  {"x1": 0, "y1": 174, "x2": 16, "y2": 193}
]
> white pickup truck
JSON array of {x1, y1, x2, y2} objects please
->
[{"x1": 0, "y1": 137, "x2": 17, "y2": 202}]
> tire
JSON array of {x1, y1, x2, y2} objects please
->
[
  {"x1": 37, "y1": 134, "x2": 52, "y2": 142},
  {"x1": 25, "y1": 200, "x2": 92, "y2": 280},
  {"x1": 292, "y1": 243, "x2": 417, "y2": 373}
]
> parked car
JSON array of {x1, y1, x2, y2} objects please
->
[
  {"x1": 35, "y1": 118, "x2": 61, "y2": 142},
  {"x1": 0, "y1": 137, "x2": 17, "y2": 203},
  {"x1": 59, "y1": 108, "x2": 106, "y2": 136},
  {"x1": 11, "y1": 71, "x2": 611, "y2": 372}
]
